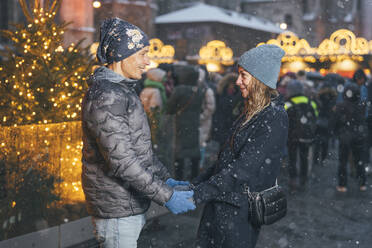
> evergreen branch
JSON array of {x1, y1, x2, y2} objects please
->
[
  {"x1": 0, "y1": 30, "x2": 14, "y2": 41},
  {"x1": 34, "y1": 0, "x2": 40, "y2": 10},
  {"x1": 50, "y1": 0, "x2": 61, "y2": 14},
  {"x1": 44, "y1": 0, "x2": 50, "y2": 10},
  {"x1": 18, "y1": 0, "x2": 34, "y2": 23}
]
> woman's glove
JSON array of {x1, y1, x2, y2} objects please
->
[
  {"x1": 165, "y1": 178, "x2": 190, "y2": 187},
  {"x1": 165, "y1": 190, "x2": 195, "y2": 214}
]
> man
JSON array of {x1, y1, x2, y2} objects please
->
[
  {"x1": 284, "y1": 79, "x2": 318, "y2": 191},
  {"x1": 81, "y1": 18, "x2": 195, "y2": 248}
]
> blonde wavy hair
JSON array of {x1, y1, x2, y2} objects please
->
[{"x1": 241, "y1": 76, "x2": 278, "y2": 126}]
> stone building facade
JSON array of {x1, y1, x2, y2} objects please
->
[
  {"x1": 156, "y1": 0, "x2": 372, "y2": 45},
  {"x1": 156, "y1": 22, "x2": 277, "y2": 60}
]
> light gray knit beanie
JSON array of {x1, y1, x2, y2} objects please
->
[{"x1": 238, "y1": 44, "x2": 285, "y2": 89}]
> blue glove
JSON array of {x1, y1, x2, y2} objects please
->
[
  {"x1": 165, "y1": 190, "x2": 196, "y2": 214},
  {"x1": 165, "y1": 178, "x2": 190, "y2": 188}
]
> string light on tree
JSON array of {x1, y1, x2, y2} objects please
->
[{"x1": 0, "y1": 0, "x2": 94, "y2": 126}]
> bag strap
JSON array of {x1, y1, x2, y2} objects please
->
[
  {"x1": 245, "y1": 178, "x2": 278, "y2": 194},
  {"x1": 176, "y1": 87, "x2": 198, "y2": 115}
]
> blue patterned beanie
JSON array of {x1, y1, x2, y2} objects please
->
[{"x1": 96, "y1": 17, "x2": 149, "y2": 64}]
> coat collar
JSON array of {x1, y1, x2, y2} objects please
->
[{"x1": 91, "y1": 66, "x2": 137, "y2": 88}]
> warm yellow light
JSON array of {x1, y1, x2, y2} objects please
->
[
  {"x1": 12, "y1": 201, "x2": 16, "y2": 208},
  {"x1": 280, "y1": 23, "x2": 288, "y2": 30},
  {"x1": 206, "y1": 63, "x2": 221, "y2": 72},
  {"x1": 93, "y1": 1, "x2": 102, "y2": 8},
  {"x1": 55, "y1": 46, "x2": 64, "y2": 52}
]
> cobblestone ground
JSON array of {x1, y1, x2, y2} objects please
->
[{"x1": 138, "y1": 146, "x2": 372, "y2": 248}]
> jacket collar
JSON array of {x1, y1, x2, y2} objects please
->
[
  {"x1": 234, "y1": 94, "x2": 284, "y2": 128},
  {"x1": 92, "y1": 66, "x2": 137, "y2": 88}
]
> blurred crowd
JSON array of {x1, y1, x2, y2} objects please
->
[{"x1": 135, "y1": 63, "x2": 372, "y2": 193}]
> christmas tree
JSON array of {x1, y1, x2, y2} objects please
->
[{"x1": 0, "y1": 0, "x2": 94, "y2": 126}]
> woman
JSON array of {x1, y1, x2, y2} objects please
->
[{"x1": 192, "y1": 44, "x2": 288, "y2": 248}]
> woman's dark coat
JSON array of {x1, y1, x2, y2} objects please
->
[
  {"x1": 192, "y1": 96, "x2": 288, "y2": 248},
  {"x1": 166, "y1": 65, "x2": 204, "y2": 159}
]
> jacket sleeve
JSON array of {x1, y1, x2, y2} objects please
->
[
  {"x1": 200, "y1": 88, "x2": 216, "y2": 121},
  {"x1": 193, "y1": 113, "x2": 288, "y2": 206},
  {"x1": 88, "y1": 91, "x2": 173, "y2": 205},
  {"x1": 152, "y1": 153, "x2": 171, "y2": 181}
]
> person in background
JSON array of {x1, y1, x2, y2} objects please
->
[
  {"x1": 198, "y1": 67, "x2": 216, "y2": 170},
  {"x1": 277, "y1": 72, "x2": 296, "y2": 98},
  {"x1": 157, "y1": 63, "x2": 175, "y2": 97},
  {"x1": 192, "y1": 45, "x2": 288, "y2": 248},
  {"x1": 332, "y1": 83, "x2": 368, "y2": 192},
  {"x1": 367, "y1": 77, "x2": 372, "y2": 174},
  {"x1": 166, "y1": 65, "x2": 204, "y2": 181},
  {"x1": 312, "y1": 79, "x2": 337, "y2": 166},
  {"x1": 140, "y1": 68, "x2": 167, "y2": 144},
  {"x1": 81, "y1": 18, "x2": 195, "y2": 248},
  {"x1": 212, "y1": 72, "x2": 242, "y2": 146},
  {"x1": 285, "y1": 79, "x2": 318, "y2": 191}
]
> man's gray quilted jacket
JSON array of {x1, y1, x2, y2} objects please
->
[{"x1": 81, "y1": 66, "x2": 173, "y2": 218}]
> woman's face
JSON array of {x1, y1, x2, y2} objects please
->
[{"x1": 236, "y1": 67, "x2": 253, "y2": 98}]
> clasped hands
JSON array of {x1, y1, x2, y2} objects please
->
[{"x1": 165, "y1": 178, "x2": 196, "y2": 214}]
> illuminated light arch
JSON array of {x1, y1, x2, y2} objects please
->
[
  {"x1": 148, "y1": 38, "x2": 175, "y2": 67},
  {"x1": 258, "y1": 32, "x2": 316, "y2": 62},
  {"x1": 318, "y1": 29, "x2": 370, "y2": 56},
  {"x1": 198, "y1": 40, "x2": 234, "y2": 72}
]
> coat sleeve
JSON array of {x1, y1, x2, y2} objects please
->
[
  {"x1": 88, "y1": 92, "x2": 173, "y2": 205},
  {"x1": 193, "y1": 113, "x2": 288, "y2": 206},
  {"x1": 152, "y1": 153, "x2": 171, "y2": 181},
  {"x1": 200, "y1": 88, "x2": 216, "y2": 122}
]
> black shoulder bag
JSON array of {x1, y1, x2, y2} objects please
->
[{"x1": 244, "y1": 180, "x2": 287, "y2": 227}]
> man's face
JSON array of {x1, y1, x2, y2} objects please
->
[
  {"x1": 236, "y1": 67, "x2": 253, "y2": 98},
  {"x1": 120, "y1": 46, "x2": 150, "y2": 80}
]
